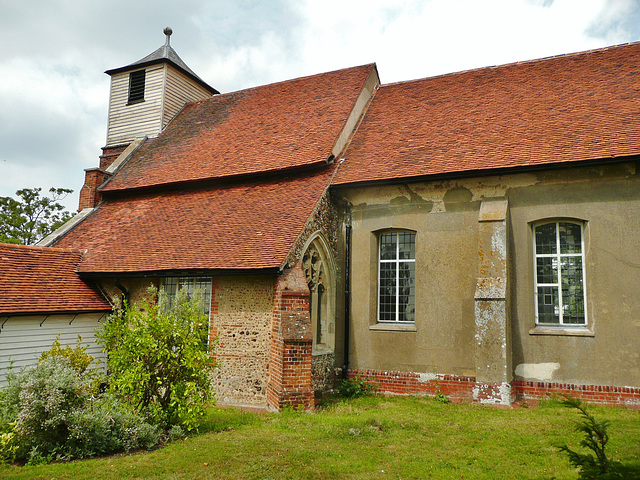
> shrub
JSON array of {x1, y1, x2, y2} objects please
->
[
  {"x1": 0, "y1": 356, "x2": 158, "y2": 464},
  {"x1": 557, "y1": 395, "x2": 623, "y2": 480},
  {"x1": 98, "y1": 287, "x2": 217, "y2": 431},
  {"x1": 39, "y1": 334, "x2": 95, "y2": 374},
  {"x1": 1, "y1": 357, "x2": 90, "y2": 462},
  {"x1": 339, "y1": 375, "x2": 377, "y2": 398},
  {"x1": 65, "y1": 394, "x2": 159, "y2": 458}
]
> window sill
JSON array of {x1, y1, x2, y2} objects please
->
[
  {"x1": 370, "y1": 323, "x2": 417, "y2": 332},
  {"x1": 529, "y1": 326, "x2": 594, "y2": 337}
]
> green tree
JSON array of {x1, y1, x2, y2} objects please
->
[
  {"x1": 558, "y1": 395, "x2": 623, "y2": 479},
  {"x1": 98, "y1": 287, "x2": 216, "y2": 431},
  {"x1": 0, "y1": 187, "x2": 73, "y2": 245}
]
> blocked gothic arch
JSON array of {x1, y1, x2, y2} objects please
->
[{"x1": 300, "y1": 232, "x2": 336, "y2": 355}]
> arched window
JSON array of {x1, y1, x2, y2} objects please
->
[
  {"x1": 301, "y1": 235, "x2": 335, "y2": 352},
  {"x1": 378, "y1": 230, "x2": 416, "y2": 323},
  {"x1": 533, "y1": 221, "x2": 587, "y2": 326}
]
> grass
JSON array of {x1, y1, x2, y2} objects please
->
[{"x1": 0, "y1": 396, "x2": 638, "y2": 479}]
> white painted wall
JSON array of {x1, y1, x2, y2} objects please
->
[{"x1": 0, "y1": 313, "x2": 107, "y2": 384}]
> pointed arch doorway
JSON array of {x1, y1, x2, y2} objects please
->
[{"x1": 301, "y1": 233, "x2": 336, "y2": 393}]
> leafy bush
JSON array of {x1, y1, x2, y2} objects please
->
[
  {"x1": 0, "y1": 357, "x2": 90, "y2": 462},
  {"x1": 98, "y1": 287, "x2": 217, "y2": 431},
  {"x1": 338, "y1": 375, "x2": 377, "y2": 398},
  {"x1": 167, "y1": 424, "x2": 186, "y2": 442},
  {"x1": 39, "y1": 334, "x2": 95, "y2": 374},
  {"x1": 557, "y1": 395, "x2": 623, "y2": 479},
  {"x1": 65, "y1": 394, "x2": 159, "y2": 459},
  {"x1": 0, "y1": 356, "x2": 158, "y2": 464}
]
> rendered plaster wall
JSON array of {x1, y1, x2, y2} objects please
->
[
  {"x1": 210, "y1": 275, "x2": 274, "y2": 408},
  {"x1": 339, "y1": 163, "x2": 640, "y2": 395},
  {"x1": 338, "y1": 182, "x2": 483, "y2": 378},
  {"x1": 508, "y1": 162, "x2": 640, "y2": 390}
]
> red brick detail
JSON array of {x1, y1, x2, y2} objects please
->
[
  {"x1": 513, "y1": 380, "x2": 640, "y2": 407},
  {"x1": 267, "y1": 263, "x2": 313, "y2": 410},
  {"x1": 348, "y1": 369, "x2": 476, "y2": 402},
  {"x1": 99, "y1": 145, "x2": 128, "y2": 170},
  {"x1": 348, "y1": 370, "x2": 640, "y2": 408},
  {"x1": 78, "y1": 168, "x2": 108, "y2": 211},
  {"x1": 208, "y1": 277, "x2": 220, "y2": 350}
]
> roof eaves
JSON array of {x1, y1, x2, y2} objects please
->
[
  {"x1": 0, "y1": 309, "x2": 112, "y2": 318},
  {"x1": 100, "y1": 159, "x2": 335, "y2": 197},
  {"x1": 105, "y1": 56, "x2": 219, "y2": 95},
  {"x1": 331, "y1": 154, "x2": 640, "y2": 189},
  {"x1": 77, "y1": 267, "x2": 282, "y2": 279}
]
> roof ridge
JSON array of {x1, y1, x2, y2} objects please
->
[
  {"x1": 0, "y1": 242, "x2": 87, "y2": 255},
  {"x1": 380, "y1": 40, "x2": 640, "y2": 89},
  {"x1": 219, "y1": 62, "x2": 377, "y2": 97}
]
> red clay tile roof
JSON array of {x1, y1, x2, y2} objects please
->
[
  {"x1": 334, "y1": 42, "x2": 640, "y2": 185},
  {"x1": 0, "y1": 243, "x2": 112, "y2": 314},
  {"x1": 101, "y1": 64, "x2": 375, "y2": 192},
  {"x1": 55, "y1": 166, "x2": 335, "y2": 273}
]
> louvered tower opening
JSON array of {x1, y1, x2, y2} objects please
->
[{"x1": 127, "y1": 70, "x2": 145, "y2": 104}]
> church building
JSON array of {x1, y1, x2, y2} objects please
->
[{"x1": 27, "y1": 29, "x2": 640, "y2": 409}]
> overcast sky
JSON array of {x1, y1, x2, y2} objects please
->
[{"x1": 1, "y1": 0, "x2": 639, "y2": 211}]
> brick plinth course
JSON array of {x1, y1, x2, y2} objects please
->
[
  {"x1": 349, "y1": 369, "x2": 640, "y2": 407},
  {"x1": 349, "y1": 369, "x2": 476, "y2": 402},
  {"x1": 514, "y1": 380, "x2": 640, "y2": 407}
]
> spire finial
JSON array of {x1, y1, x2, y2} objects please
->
[{"x1": 164, "y1": 27, "x2": 173, "y2": 46}]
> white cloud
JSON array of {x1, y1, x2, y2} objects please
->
[
  {"x1": 285, "y1": 0, "x2": 632, "y2": 84},
  {"x1": 1, "y1": 0, "x2": 639, "y2": 213}
]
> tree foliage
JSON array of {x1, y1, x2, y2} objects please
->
[
  {"x1": 98, "y1": 287, "x2": 217, "y2": 431},
  {"x1": 0, "y1": 187, "x2": 73, "y2": 245},
  {"x1": 558, "y1": 395, "x2": 623, "y2": 479}
]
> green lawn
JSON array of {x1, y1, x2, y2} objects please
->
[{"x1": 1, "y1": 396, "x2": 638, "y2": 479}]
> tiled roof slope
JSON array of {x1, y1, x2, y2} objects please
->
[
  {"x1": 0, "y1": 243, "x2": 111, "y2": 315},
  {"x1": 55, "y1": 166, "x2": 335, "y2": 273},
  {"x1": 335, "y1": 42, "x2": 640, "y2": 185},
  {"x1": 102, "y1": 64, "x2": 375, "y2": 192}
]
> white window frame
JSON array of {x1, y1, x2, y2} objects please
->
[
  {"x1": 377, "y1": 230, "x2": 416, "y2": 323},
  {"x1": 533, "y1": 221, "x2": 587, "y2": 326}
]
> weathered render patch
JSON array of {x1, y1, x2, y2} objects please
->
[
  {"x1": 418, "y1": 372, "x2": 439, "y2": 382},
  {"x1": 515, "y1": 362, "x2": 561, "y2": 381},
  {"x1": 472, "y1": 381, "x2": 513, "y2": 405}
]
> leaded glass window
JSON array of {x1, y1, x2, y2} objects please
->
[
  {"x1": 378, "y1": 231, "x2": 416, "y2": 323},
  {"x1": 534, "y1": 221, "x2": 587, "y2": 326},
  {"x1": 161, "y1": 277, "x2": 212, "y2": 344}
]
